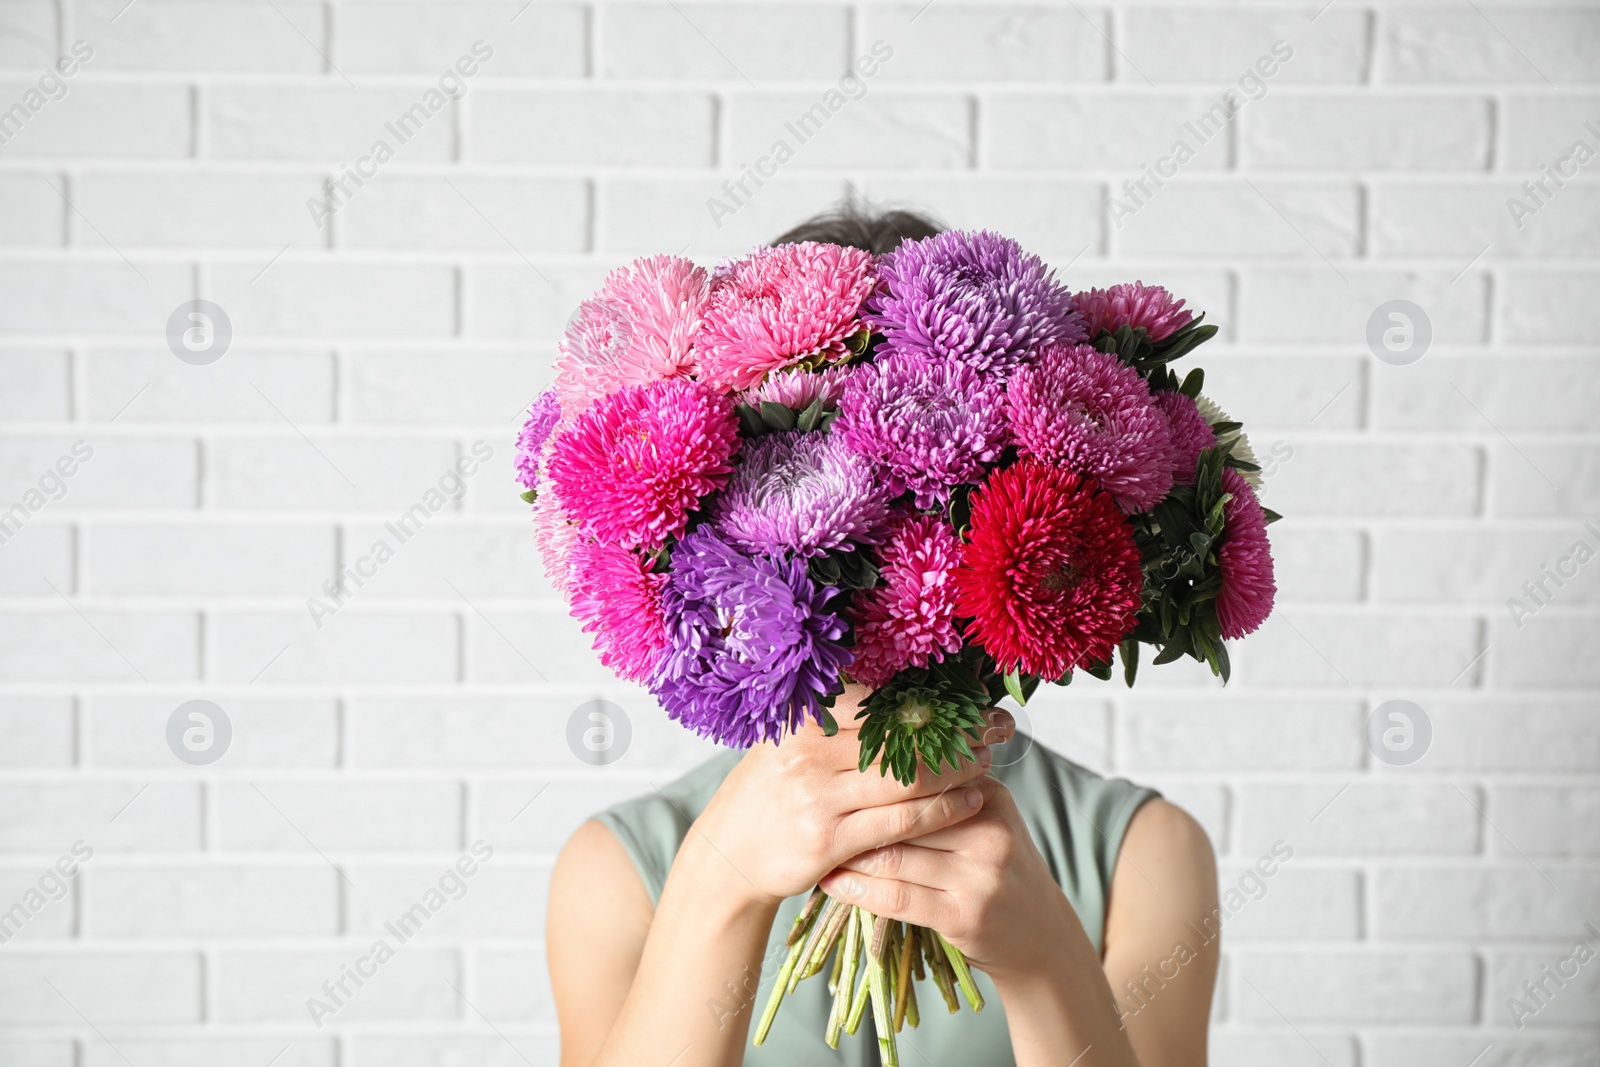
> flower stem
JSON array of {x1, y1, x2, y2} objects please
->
[
  {"x1": 936, "y1": 931, "x2": 985, "y2": 1014},
  {"x1": 753, "y1": 899, "x2": 820, "y2": 1046}
]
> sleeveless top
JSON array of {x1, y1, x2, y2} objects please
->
[{"x1": 594, "y1": 733, "x2": 1158, "y2": 1066}]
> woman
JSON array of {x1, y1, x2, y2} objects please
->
[{"x1": 547, "y1": 210, "x2": 1221, "y2": 1067}]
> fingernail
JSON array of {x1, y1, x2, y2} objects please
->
[
  {"x1": 831, "y1": 876, "x2": 863, "y2": 900},
  {"x1": 964, "y1": 787, "x2": 982, "y2": 809},
  {"x1": 977, "y1": 746, "x2": 993, "y2": 768}
]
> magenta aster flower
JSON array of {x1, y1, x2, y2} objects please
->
[
  {"x1": 848, "y1": 513, "x2": 964, "y2": 689},
  {"x1": 554, "y1": 255, "x2": 709, "y2": 417},
  {"x1": 1152, "y1": 389, "x2": 1218, "y2": 487},
  {"x1": 649, "y1": 527, "x2": 853, "y2": 748},
  {"x1": 1073, "y1": 281, "x2": 1193, "y2": 342},
  {"x1": 835, "y1": 351, "x2": 1007, "y2": 509},
  {"x1": 741, "y1": 365, "x2": 852, "y2": 413},
  {"x1": 547, "y1": 378, "x2": 739, "y2": 551},
  {"x1": 1005, "y1": 343, "x2": 1174, "y2": 514},
  {"x1": 712, "y1": 431, "x2": 889, "y2": 557},
  {"x1": 1216, "y1": 468, "x2": 1276, "y2": 639},
  {"x1": 693, "y1": 242, "x2": 876, "y2": 392},
  {"x1": 865, "y1": 230, "x2": 1083, "y2": 379},
  {"x1": 514, "y1": 388, "x2": 562, "y2": 494},
  {"x1": 568, "y1": 539, "x2": 668, "y2": 682}
]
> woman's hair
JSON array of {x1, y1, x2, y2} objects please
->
[{"x1": 770, "y1": 204, "x2": 943, "y2": 255}]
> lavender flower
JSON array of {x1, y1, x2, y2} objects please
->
[
  {"x1": 712, "y1": 431, "x2": 889, "y2": 557},
  {"x1": 514, "y1": 388, "x2": 561, "y2": 493}
]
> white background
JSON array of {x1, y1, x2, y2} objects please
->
[{"x1": 0, "y1": 1, "x2": 1597, "y2": 1064}]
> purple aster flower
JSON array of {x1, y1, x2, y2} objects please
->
[
  {"x1": 835, "y1": 352, "x2": 1007, "y2": 510},
  {"x1": 741, "y1": 365, "x2": 852, "y2": 413},
  {"x1": 865, "y1": 230, "x2": 1085, "y2": 379},
  {"x1": 649, "y1": 527, "x2": 853, "y2": 747},
  {"x1": 712, "y1": 431, "x2": 889, "y2": 557},
  {"x1": 514, "y1": 388, "x2": 562, "y2": 493}
]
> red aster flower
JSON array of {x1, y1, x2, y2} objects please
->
[{"x1": 953, "y1": 459, "x2": 1143, "y2": 679}]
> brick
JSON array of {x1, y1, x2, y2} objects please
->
[
  {"x1": 1492, "y1": 613, "x2": 1600, "y2": 689},
  {"x1": 84, "y1": 350, "x2": 335, "y2": 424},
  {"x1": 85, "y1": 698, "x2": 339, "y2": 767},
  {"x1": 473, "y1": 949, "x2": 554, "y2": 1021},
  {"x1": 1491, "y1": 444, "x2": 1600, "y2": 518},
  {"x1": 214, "y1": 948, "x2": 459, "y2": 1022},
  {"x1": 0, "y1": 263, "x2": 192, "y2": 334},
  {"x1": 0, "y1": 1043, "x2": 71, "y2": 1067},
  {"x1": 1231, "y1": 952, "x2": 1477, "y2": 1024},
  {"x1": 470, "y1": 90, "x2": 713, "y2": 165},
  {"x1": 847, "y1": 176, "x2": 1102, "y2": 255},
  {"x1": 1238, "y1": 783, "x2": 1481, "y2": 856},
  {"x1": 211, "y1": 610, "x2": 460, "y2": 685},
  {"x1": 0, "y1": 698, "x2": 74, "y2": 766},
  {"x1": 338, "y1": 522, "x2": 552, "y2": 600},
  {"x1": 0, "y1": 350, "x2": 69, "y2": 419},
  {"x1": 0, "y1": 782, "x2": 200, "y2": 852},
  {"x1": 1239, "y1": 268, "x2": 1489, "y2": 344},
  {"x1": 1367, "y1": 1035, "x2": 1600, "y2": 1067},
  {"x1": 465, "y1": 262, "x2": 611, "y2": 340},
  {"x1": 862, "y1": 5, "x2": 1107, "y2": 82},
  {"x1": 1381, "y1": 8, "x2": 1600, "y2": 83},
  {"x1": 0, "y1": 522, "x2": 73, "y2": 595},
  {"x1": 0, "y1": 83, "x2": 192, "y2": 157},
  {"x1": 1491, "y1": 786, "x2": 1600, "y2": 857},
  {"x1": 83, "y1": 521, "x2": 331, "y2": 596},
  {"x1": 348, "y1": 351, "x2": 545, "y2": 423},
  {"x1": 0, "y1": 174, "x2": 63, "y2": 244},
  {"x1": 208, "y1": 85, "x2": 457, "y2": 160},
  {"x1": 1244, "y1": 95, "x2": 1491, "y2": 170},
  {"x1": 340, "y1": 176, "x2": 587, "y2": 252},
  {"x1": 1199, "y1": 355, "x2": 1365, "y2": 431},
  {"x1": 73, "y1": 171, "x2": 325, "y2": 247},
  {"x1": 1502, "y1": 268, "x2": 1600, "y2": 342},
  {"x1": 1219, "y1": 867, "x2": 1362, "y2": 942},
  {"x1": 1487, "y1": 947, "x2": 1600, "y2": 1027},
  {"x1": 603, "y1": 3, "x2": 847, "y2": 80},
  {"x1": 1374, "y1": 866, "x2": 1600, "y2": 939},
  {"x1": 1374, "y1": 181, "x2": 1600, "y2": 259},
  {"x1": 209, "y1": 262, "x2": 456, "y2": 337},
  {"x1": 77, "y1": 0, "x2": 324, "y2": 71},
  {"x1": 1114, "y1": 181, "x2": 1360, "y2": 259},
  {"x1": 338, "y1": 2, "x2": 586, "y2": 76},
  {"x1": 1377, "y1": 356, "x2": 1600, "y2": 433},
  {"x1": 0, "y1": 1, "x2": 55, "y2": 66},
  {"x1": 478, "y1": 779, "x2": 668, "y2": 854},
  {"x1": 210, "y1": 436, "x2": 460, "y2": 512},
  {"x1": 88, "y1": 864, "x2": 339, "y2": 936},
  {"x1": 0, "y1": 436, "x2": 197, "y2": 511},
  {"x1": 1249, "y1": 442, "x2": 1482, "y2": 519},
  {"x1": 987, "y1": 94, "x2": 1232, "y2": 171},
  {"x1": 1424, "y1": 701, "x2": 1600, "y2": 772},
  {"x1": 0, "y1": 865, "x2": 76, "y2": 939},
  {"x1": 1503, "y1": 92, "x2": 1600, "y2": 170},
  {"x1": 1271, "y1": 525, "x2": 1366, "y2": 603},
  {"x1": 464, "y1": 606, "x2": 613, "y2": 684},
  {"x1": 1123, "y1": 10, "x2": 1369, "y2": 83},
  {"x1": 1121, "y1": 699, "x2": 1363, "y2": 771},
  {"x1": 726, "y1": 93, "x2": 972, "y2": 170},
  {"x1": 599, "y1": 176, "x2": 847, "y2": 256},
  {"x1": 0, "y1": 953, "x2": 200, "y2": 1023},
  {"x1": 1143, "y1": 781, "x2": 1230, "y2": 853},
  {"x1": 1376, "y1": 527, "x2": 1600, "y2": 604},
  {"x1": 345, "y1": 860, "x2": 549, "y2": 935},
  {"x1": 1238, "y1": 610, "x2": 1486, "y2": 687},
  {"x1": 0, "y1": 609, "x2": 199, "y2": 683},
  {"x1": 217, "y1": 781, "x2": 462, "y2": 852},
  {"x1": 82, "y1": 1039, "x2": 337, "y2": 1067}
]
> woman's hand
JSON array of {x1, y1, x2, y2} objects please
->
[
  {"x1": 818, "y1": 709, "x2": 1076, "y2": 982},
  {"x1": 692, "y1": 684, "x2": 996, "y2": 910}
]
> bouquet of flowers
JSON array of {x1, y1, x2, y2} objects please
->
[{"x1": 517, "y1": 230, "x2": 1278, "y2": 1063}]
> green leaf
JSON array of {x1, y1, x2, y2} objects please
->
[
  {"x1": 796, "y1": 396, "x2": 824, "y2": 432},
  {"x1": 1180, "y1": 367, "x2": 1204, "y2": 398},
  {"x1": 519, "y1": 488, "x2": 537, "y2": 504},
  {"x1": 737, "y1": 403, "x2": 767, "y2": 438},
  {"x1": 819, "y1": 708, "x2": 839, "y2": 736},
  {"x1": 1120, "y1": 638, "x2": 1139, "y2": 687},
  {"x1": 759, "y1": 401, "x2": 796, "y2": 432},
  {"x1": 1002, "y1": 668, "x2": 1028, "y2": 707}
]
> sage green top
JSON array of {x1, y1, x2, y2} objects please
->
[{"x1": 594, "y1": 733, "x2": 1158, "y2": 1066}]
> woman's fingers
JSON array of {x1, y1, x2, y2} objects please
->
[
  {"x1": 831, "y1": 841, "x2": 961, "y2": 890},
  {"x1": 818, "y1": 868, "x2": 958, "y2": 931},
  {"x1": 831, "y1": 781, "x2": 984, "y2": 859}
]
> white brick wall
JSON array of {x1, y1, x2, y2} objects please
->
[{"x1": 1, "y1": 1, "x2": 1596, "y2": 1063}]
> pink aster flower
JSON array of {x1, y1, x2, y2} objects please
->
[
  {"x1": 692, "y1": 242, "x2": 876, "y2": 392},
  {"x1": 835, "y1": 352, "x2": 1008, "y2": 510},
  {"x1": 1152, "y1": 389, "x2": 1218, "y2": 487},
  {"x1": 1072, "y1": 281, "x2": 1194, "y2": 342},
  {"x1": 554, "y1": 255, "x2": 709, "y2": 417},
  {"x1": 712, "y1": 431, "x2": 889, "y2": 557},
  {"x1": 568, "y1": 539, "x2": 668, "y2": 682},
  {"x1": 1005, "y1": 343, "x2": 1174, "y2": 514},
  {"x1": 741, "y1": 365, "x2": 852, "y2": 413},
  {"x1": 530, "y1": 475, "x2": 581, "y2": 596},
  {"x1": 547, "y1": 378, "x2": 740, "y2": 551},
  {"x1": 848, "y1": 513, "x2": 964, "y2": 688},
  {"x1": 1216, "y1": 468, "x2": 1276, "y2": 639}
]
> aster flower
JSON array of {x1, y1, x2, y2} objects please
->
[
  {"x1": 1005, "y1": 343, "x2": 1175, "y2": 514},
  {"x1": 693, "y1": 242, "x2": 876, "y2": 391},
  {"x1": 547, "y1": 378, "x2": 739, "y2": 551},
  {"x1": 649, "y1": 527, "x2": 853, "y2": 748},
  {"x1": 835, "y1": 352, "x2": 1007, "y2": 509},
  {"x1": 530, "y1": 474, "x2": 581, "y2": 596},
  {"x1": 1215, "y1": 468, "x2": 1276, "y2": 639},
  {"x1": 712, "y1": 431, "x2": 889, "y2": 557},
  {"x1": 554, "y1": 255, "x2": 709, "y2": 416},
  {"x1": 1195, "y1": 394, "x2": 1263, "y2": 491},
  {"x1": 865, "y1": 230, "x2": 1083, "y2": 379},
  {"x1": 848, "y1": 513, "x2": 964, "y2": 688},
  {"x1": 741, "y1": 365, "x2": 852, "y2": 413},
  {"x1": 514, "y1": 388, "x2": 562, "y2": 495},
  {"x1": 568, "y1": 539, "x2": 668, "y2": 682},
  {"x1": 1073, "y1": 281, "x2": 1194, "y2": 342},
  {"x1": 1152, "y1": 389, "x2": 1218, "y2": 487},
  {"x1": 953, "y1": 459, "x2": 1143, "y2": 679}
]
